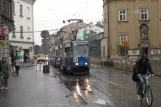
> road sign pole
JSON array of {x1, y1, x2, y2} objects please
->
[
  {"x1": 125, "y1": 46, "x2": 126, "y2": 56},
  {"x1": 41, "y1": 30, "x2": 49, "y2": 73}
]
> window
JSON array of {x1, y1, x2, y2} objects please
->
[
  {"x1": 119, "y1": 10, "x2": 127, "y2": 21},
  {"x1": 27, "y1": 27, "x2": 30, "y2": 39},
  {"x1": 120, "y1": 34, "x2": 128, "y2": 45},
  {"x1": 120, "y1": 34, "x2": 128, "y2": 56},
  {"x1": 140, "y1": 9, "x2": 148, "y2": 20},
  {"x1": 12, "y1": 28, "x2": 16, "y2": 38},
  {"x1": 27, "y1": 7, "x2": 30, "y2": 19},
  {"x1": 20, "y1": 5, "x2": 23, "y2": 16},
  {"x1": 20, "y1": 26, "x2": 23, "y2": 38}
]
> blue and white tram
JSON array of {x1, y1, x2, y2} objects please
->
[{"x1": 61, "y1": 41, "x2": 90, "y2": 74}]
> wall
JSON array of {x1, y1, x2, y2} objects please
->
[{"x1": 9, "y1": 0, "x2": 35, "y2": 60}]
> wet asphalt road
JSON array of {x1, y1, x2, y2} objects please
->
[
  {"x1": 0, "y1": 64, "x2": 161, "y2": 107},
  {"x1": 51, "y1": 64, "x2": 161, "y2": 107}
]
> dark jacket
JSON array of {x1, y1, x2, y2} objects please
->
[
  {"x1": 135, "y1": 59, "x2": 154, "y2": 75},
  {"x1": 0, "y1": 62, "x2": 9, "y2": 76},
  {"x1": 132, "y1": 55, "x2": 154, "y2": 81}
]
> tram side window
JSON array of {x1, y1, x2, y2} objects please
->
[
  {"x1": 65, "y1": 47, "x2": 70, "y2": 57},
  {"x1": 70, "y1": 42, "x2": 73, "y2": 52}
]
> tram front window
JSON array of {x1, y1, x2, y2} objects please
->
[{"x1": 73, "y1": 43, "x2": 88, "y2": 57}]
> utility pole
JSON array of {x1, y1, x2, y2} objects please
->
[
  {"x1": 107, "y1": 0, "x2": 110, "y2": 59},
  {"x1": 66, "y1": 19, "x2": 83, "y2": 41}
]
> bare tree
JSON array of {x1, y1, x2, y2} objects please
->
[{"x1": 95, "y1": 21, "x2": 104, "y2": 28}]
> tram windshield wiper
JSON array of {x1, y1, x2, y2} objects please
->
[{"x1": 80, "y1": 49, "x2": 86, "y2": 58}]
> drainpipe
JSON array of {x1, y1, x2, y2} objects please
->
[
  {"x1": 32, "y1": 3, "x2": 34, "y2": 58},
  {"x1": 107, "y1": 0, "x2": 110, "y2": 60}
]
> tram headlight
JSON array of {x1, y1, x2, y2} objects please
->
[
  {"x1": 75, "y1": 63, "x2": 78, "y2": 66},
  {"x1": 85, "y1": 62, "x2": 88, "y2": 65}
]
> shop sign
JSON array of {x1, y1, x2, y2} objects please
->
[
  {"x1": 2, "y1": 25, "x2": 9, "y2": 35},
  {"x1": 128, "y1": 49, "x2": 140, "y2": 56},
  {"x1": 0, "y1": 34, "x2": 5, "y2": 40}
]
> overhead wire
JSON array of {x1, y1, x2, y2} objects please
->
[
  {"x1": 76, "y1": 0, "x2": 98, "y2": 18},
  {"x1": 70, "y1": 0, "x2": 92, "y2": 19}
]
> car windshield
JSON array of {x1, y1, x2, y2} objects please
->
[{"x1": 38, "y1": 54, "x2": 45, "y2": 58}]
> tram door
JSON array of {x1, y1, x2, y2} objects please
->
[{"x1": 65, "y1": 47, "x2": 70, "y2": 68}]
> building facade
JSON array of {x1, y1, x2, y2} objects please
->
[
  {"x1": 103, "y1": 0, "x2": 161, "y2": 60},
  {"x1": 77, "y1": 22, "x2": 104, "y2": 40},
  {"x1": 10, "y1": 0, "x2": 36, "y2": 62},
  {"x1": 0, "y1": 0, "x2": 14, "y2": 58}
]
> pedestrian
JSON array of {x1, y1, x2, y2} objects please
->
[
  {"x1": 0, "y1": 57, "x2": 10, "y2": 90},
  {"x1": 11, "y1": 57, "x2": 15, "y2": 71},
  {"x1": 14, "y1": 58, "x2": 20, "y2": 75}
]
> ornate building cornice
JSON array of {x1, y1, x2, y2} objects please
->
[{"x1": 19, "y1": 0, "x2": 36, "y2": 4}]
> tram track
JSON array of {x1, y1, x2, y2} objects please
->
[
  {"x1": 54, "y1": 71, "x2": 92, "y2": 107},
  {"x1": 88, "y1": 71, "x2": 161, "y2": 105},
  {"x1": 76, "y1": 77, "x2": 135, "y2": 107},
  {"x1": 53, "y1": 68, "x2": 132, "y2": 107}
]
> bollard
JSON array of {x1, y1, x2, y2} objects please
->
[{"x1": 40, "y1": 63, "x2": 41, "y2": 71}]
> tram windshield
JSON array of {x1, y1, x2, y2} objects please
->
[{"x1": 73, "y1": 42, "x2": 88, "y2": 57}]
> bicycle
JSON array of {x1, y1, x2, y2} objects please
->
[{"x1": 136, "y1": 74, "x2": 153, "y2": 106}]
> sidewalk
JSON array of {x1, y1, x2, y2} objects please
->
[
  {"x1": 0, "y1": 66, "x2": 78, "y2": 107},
  {"x1": 20, "y1": 62, "x2": 35, "y2": 68}
]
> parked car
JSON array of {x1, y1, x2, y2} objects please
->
[{"x1": 36, "y1": 54, "x2": 46, "y2": 63}]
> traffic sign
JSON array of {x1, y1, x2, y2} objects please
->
[
  {"x1": 41, "y1": 30, "x2": 49, "y2": 38},
  {"x1": 122, "y1": 40, "x2": 128, "y2": 46},
  {"x1": 42, "y1": 39, "x2": 48, "y2": 44},
  {"x1": 2, "y1": 25, "x2": 9, "y2": 35},
  {"x1": 0, "y1": 42, "x2": 7, "y2": 46}
]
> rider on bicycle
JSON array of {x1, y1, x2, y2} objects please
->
[{"x1": 133, "y1": 53, "x2": 155, "y2": 96}]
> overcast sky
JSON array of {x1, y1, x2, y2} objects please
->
[{"x1": 34, "y1": 0, "x2": 103, "y2": 45}]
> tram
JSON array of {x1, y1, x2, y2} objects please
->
[{"x1": 60, "y1": 41, "x2": 90, "y2": 74}]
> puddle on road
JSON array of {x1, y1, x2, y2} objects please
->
[
  {"x1": 62, "y1": 78, "x2": 93, "y2": 106},
  {"x1": 94, "y1": 98, "x2": 117, "y2": 107},
  {"x1": 95, "y1": 98, "x2": 106, "y2": 105},
  {"x1": 65, "y1": 79, "x2": 92, "y2": 92}
]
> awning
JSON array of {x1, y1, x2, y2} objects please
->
[
  {"x1": 9, "y1": 43, "x2": 18, "y2": 47},
  {"x1": 19, "y1": 46, "x2": 29, "y2": 50}
]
